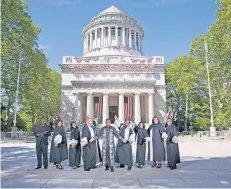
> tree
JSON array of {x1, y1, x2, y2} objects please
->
[
  {"x1": 166, "y1": 56, "x2": 207, "y2": 130},
  {"x1": 1, "y1": 0, "x2": 61, "y2": 130},
  {"x1": 190, "y1": 0, "x2": 231, "y2": 130}
]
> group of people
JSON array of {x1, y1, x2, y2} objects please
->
[{"x1": 33, "y1": 116, "x2": 180, "y2": 172}]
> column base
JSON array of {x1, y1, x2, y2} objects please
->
[
  {"x1": 209, "y1": 126, "x2": 217, "y2": 137},
  {"x1": 11, "y1": 127, "x2": 18, "y2": 139}
]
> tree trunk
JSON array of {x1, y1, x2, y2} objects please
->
[
  {"x1": 177, "y1": 97, "x2": 180, "y2": 128},
  {"x1": 184, "y1": 93, "x2": 189, "y2": 131}
]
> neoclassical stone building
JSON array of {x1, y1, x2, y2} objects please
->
[{"x1": 60, "y1": 5, "x2": 166, "y2": 127}]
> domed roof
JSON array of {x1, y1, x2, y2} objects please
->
[{"x1": 99, "y1": 5, "x2": 124, "y2": 15}]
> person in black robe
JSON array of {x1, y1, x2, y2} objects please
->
[
  {"x1": 34, "y1": 118, "x2": 51, "y2": 169},
  {"x1": 147, "y1": 116, "x2": 167, "y2": 168},
  {"x1": 69, "y1": 121, "x2": 81, "y2": 169},
  {"x1": 116, "y1": 120, "x2": 135, "y2": 171},
  {"x1": 134, "y1": 122, "x2": 151, "y2": 168},
  {"x1": 50, "y1": 119, "x2": 68, "y2": 170},
  {"x1": 166, "y1": 118, "x2": 180, "y2": 169},
  {"x1": 81, "y1": 118, "x2": 102, "y2": 171},
  {"x1": 98, "y1": 119, "x2": 126, "y2": 172}
]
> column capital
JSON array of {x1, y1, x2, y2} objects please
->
[
  {"x1": 135, "y1": 92, "x2": 141, "y2": 95},
  {"x1": 103, "y1": 92, "x2": 109, "y2": 95},
  {"x1": 118, "y1": 92, "x2": 125, "y2": 95}
]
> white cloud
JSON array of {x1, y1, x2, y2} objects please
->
[
  {"x1": 37, "y1": 0, "x2": 83, "y2": 6},
  {"x1": 39, "y1": 44, "x2": 50, "y2": 50}
]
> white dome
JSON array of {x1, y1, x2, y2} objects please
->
[
  {"x1": 99, "y1": 5, "x2": 123, "y2": 15},
  {"x1": 82, "y1": 5, "x2": 144, "y2": 57}
]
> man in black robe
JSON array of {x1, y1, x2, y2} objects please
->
[
  {"x1": 81, "y1": 118, "x2": 102, "y2": 171},
  {"x1": 98, "y1": 119, "x2": 126, "y2": 172},
  {"x1": 148, "y1": 116, "x2": 167, "y2": 168},
  {"x1": 166, "y1": 118, "x2": 180, "y2": 169},
  {"x1": 33, "y1": 118, "x2": 51, "y2": 169},
  {"x1": 116, "y1": 120, "x2": 135, "y2": 170}
]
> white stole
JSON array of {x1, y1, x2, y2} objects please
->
[{"x1": 124, "y1": 127, "x2": 130, "y2": 140}]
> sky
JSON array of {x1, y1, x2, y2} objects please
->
[{"x1": 26, "y1": 0, "x2": 218, "y2": 72}]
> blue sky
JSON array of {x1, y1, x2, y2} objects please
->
[{"x1": 27, "y1": 0, "x2": 218, "y2": 72}]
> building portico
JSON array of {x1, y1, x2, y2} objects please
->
[{"x1": 73, "y1": 90, "x2": 155, "y2": 125}]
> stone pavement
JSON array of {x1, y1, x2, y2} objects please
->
[{"x1": 1, "y1": 139, "x2": 231, "y2": 188}]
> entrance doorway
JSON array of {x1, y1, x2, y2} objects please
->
[{"x1": 109, "y1": 106, "x2": 118, "y2": 123}]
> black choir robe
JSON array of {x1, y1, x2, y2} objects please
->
[
  {"x1": 134, "y1": 127, "x2": 149, "y2": 166},
  {"x1": 69, "y1": 127, "x2": 81, "y2": 167},
  {"x1": 98, "y1": 126, "x2": 123, "y2": 167},
  {"x1": 116, "y1": 125, "x2": 134, "y2": 168},
  {"x1": 50, "y1": 126, "x2": 68, "y2": 163},
  {"x1": 81, "y1": 124, "x2": 102, "y2": 170},
  {"x1": 166, "y1": 124, "x2": 180, "y2": 166},
  {"x1": 147, "y1": 123, "x2": 166, "y2": 162}
]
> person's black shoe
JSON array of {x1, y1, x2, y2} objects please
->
[
  {"x1": 167, "y1": 165, "x2": 171, "y2": 168},
  {"x1": 151, "y1": 162, "x2": 156, "y2": 168},
  {"x1": 137, "y1": 165, "x2": 140, "y2": 168},
  {"x1": 105, "y1": 165, "x2": 109, "y2": 171},
  {"x1": 119, "y1": 164, "x2": 125, "y2": 168},
  {"x1": 156, "y1": 162, "x2": 161, "y2": 169},
  {"x1": 72, "y1": 166, "x2": 77, "y2": 169},
  {"x1": 110, "y1": 167, "x2": 115, "y2": 172},
  {"x1": 170, "y1": 165, "x2": 177, "y2": 170},
  {"x1": 44, "y1": 167, "x2": 48, "y2": 169},
  {"x1": 91, "y1": 166, "x2": 97, "y2": 169},
  {"x1": 84, "y1": 168, "x2": 90, "y2": 171},
  {"x1": 35, "y1": 167, "x2": 41, "y2": 169},
  {"x1": 77, "y1": 165, "x2": 81, "y2": 168},
  {"x1": 128, "y1": 166, "x2": 132, "y2": 171}
]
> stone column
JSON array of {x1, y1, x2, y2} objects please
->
[
  {"x1": 115, "y1": 27, "x2": 118, "y2": 46},
  {"x1": 75, "y1": 93, "x2": 80, "y2": 121},
  {"x1": 137, "y1": 33, "x2": 140, "y2": 51},
  {"x1": 134, "y1": 31, "x2": 137, "y2": 50},
  {"x1": 103, "y1": 93, "x2": 109, "y2": 123},
  {"x1": 87, "y1": 93, "x2": 94, "y2": 119},
  {"x1": 95, "y1": 29, "x2": 97, "y2": 48},
  {"x1": 135, "y1": 93, "x2": 141, "y2": 124},
  {"x1": 108, "y1": 26, "x2": 111, "y2": 46},
  {"x1": 90, "y1": 31, "x2": 92, "y2": 50},
  {"x1": 101, "y1": 27, "x2": 104, "y2": 48},
  {"x1": 122, "y1": 27, "x2": 125, "y2": 47},
  {"x1": 85, "y1": 37, "x2": 87, "y2": 53},
  {"x1": 140, "y1": 34, "x2": 143, "y2": 53},
  {"x1": 83, "y1": 37, "x2": 85, "y2": 54},
  {"x1": 129, "y1": 29, "x2": 132, "y2": 48},
  {"x1": 148, "y1": 92, "x2": 154, "y2": 125},
  {"x1": 119, "y1": 92, "x2": 125, "y2": 123}
]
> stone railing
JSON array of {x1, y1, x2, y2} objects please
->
[
  {"x1": 177, "y1": 130, "x2": 231, "y2": 138},
  {"x1": 1, "y1": 129, "x2": 230, "y2": 143}
]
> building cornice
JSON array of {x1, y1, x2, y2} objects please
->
[{"x1": 60, "y1": 63, "x2": 165, "y2": 73}]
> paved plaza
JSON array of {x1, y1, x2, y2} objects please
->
[{"x1": 1, "y1": 138, "x2": 231, "y2": 188}]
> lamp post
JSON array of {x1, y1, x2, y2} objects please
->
[
  {"x1": 204, "y1": 41, "x2": 216, "y2": 137},
  {"x1": 13, "y1": 42, "x2": 23, "y2": 128}
]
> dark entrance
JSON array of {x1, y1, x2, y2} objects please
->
[{"x1": 109, "y1": 106, "x2": 118, "y2": 123}]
